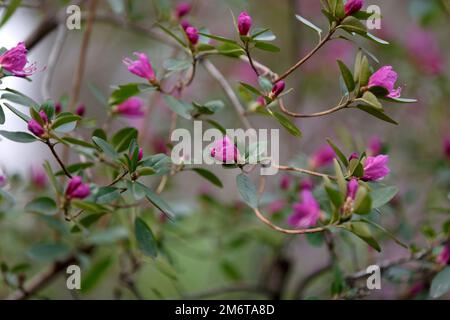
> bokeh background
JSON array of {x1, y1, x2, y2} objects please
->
[{"x1": 0, "y1": 0, "x2": 449, "y2": 299}]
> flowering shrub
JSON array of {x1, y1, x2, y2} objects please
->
[{"x1": 0, "y1": 0, "x2": 449, "y2": 300}]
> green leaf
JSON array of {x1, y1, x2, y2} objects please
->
[
  {"x1": 353, "y1": 187, "x2": 372, "y2": 215},
  {"x1": 359, "y1": 218, "x2": 408, "y2": 249},
  {"x1": 0, "y1": 104, "x2": 5, "y2": 124},
  {"x1": 163, "y1": 95, "x2": 193, "y2": 120},
  {"x1": 157, "y1": 23, "x2": 188, "y2": 47},
  {"x1": 71, "y1": 200, "x2": 107, "y2": 214},
  {"x1": 337, "y1": 60, "x2": 355, "y2": 92},
  {"x1": 138, "y1": 182, "x2": 176, "y2": 219},
  {"x1": 111, "y1": 127, "x2": 138, "y2": 152},
  {"x1": 357, "y1": 91, "x2": 382, "y2": 109},
  {"x1": 340, "y1": 16, "x2": 367, "y2": 35},
  {"x1": 380, "y1": 96, "x2": 418, "y2": 104},
  {"x1": 55, "y1": 162, "x2": 94, "y2": 176},
  {"x1": 1, "y1": 91, "x2": 39, "y2": 109},
  {"x1": 295, "y1": 14, "x2": 323, "y2": 36},
  {"x1": 25, "y1": 197, "x2": 57, "y2": 216},
  {"x1": 271, "y1": 111, "x2": 302, "y2": 137},
  {"x1": 236, "y1": 174, "x2": 258, "y2": 209},
  {"x1": 333, "y1": 159, "x2": 347, "y2": 196},
  {"x1": 258, "y1": 76, "x2": 273, "y2": 92},
  {"x1": 62, "y1": 137, "x2": 97, "y2": 149},
  {"x1": 325, "y1": 185, "x2": 344, "y2": 208},
  {"x1": 190, "y1": 168, "x2": 223, "y2": 188},
  {"x1": 0, "y1": 0, "x2": 22, "y2": 27},
  {"x1": 340, "y1": 222, "x2": 381, "y2": 252},
  {"x1": 371, "y1": 186, "x2": 398, "y2": 208},
  {"x1": 27, "y1": 243, "x2": 70, "y2": 262},
  {"x1": 0, "y1": 130, "x2": 37, "y2": 143},
  {"x1": 81, "y1": 256, "x2": 113, "y2": 293},
  {"x1": 358, "y1": 55, "x2": 370, "y2": 87},
  {"x1": 430, "y1": 267, "x2": 450, "y2": 299},
  {"x1": 251, "y1": 28, "x2": 276, "y2": 41},
  {"x1": 52, "y1": 114, "x2": 81, "y2": 131},
  {"x1": 93, "y1": 186, "x2": 121, "y2": 204},
  {"x1": 88, "y1": 227, "x2": 128, "y2": 245},
  {"x1": 239, "y1": 82, "x2": 263, "y2": 96},
  {"x1": 135, "y1": 217, "x2": 158, "y2": 258},
  {"x1": 327, "y1": 138, "x2": 348, "y2": 167},
  {"x1": 198, "y1": 32, "x2": 238, "y2": 45},
  {"x1": 192, "y1": 100, "x2": 225, "y2": 115},
  {"x1": 92, "y1": 136, "x2": 119, "y2": 160},
  {"x1": 356, "y1": 105, "x2": 398, "y2": 125},
  {"x1": 364, "y1": 32, "x2": 389, "y2": 45},
  {"x1": 254, "y1": 41, "x2": 280, "y2": 52},
  {"x1": 108, "y1": 83, "x2": 153, "y2": 105}
]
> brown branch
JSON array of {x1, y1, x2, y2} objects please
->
[
  {"x1": 6, "y1": 246, "x2": 94, "y2": 300},
  {"x1": 278, "y1": 98, "x2": 352, "y2": 118},
  {"x1": 47, "y1": 142, "x2": 73, "y2": 178}
]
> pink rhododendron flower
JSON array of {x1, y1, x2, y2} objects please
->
[
  {"x1": 437, "y1": 245, "x2": 450, "y2": 265},
  {"x1": 270, "y1": 81, "x2": 285, "y2": 98},
  {"x1": 362, "y1": 155, "x2": 390, "y2": 181},
  {"x1": 344, "y1": 0, "x2": 363, "y2": 16},
  {"x1": 27, "y1": 119, "x2": 45, "y2": 137},
  {"x1": 288, "y1": 190, "x2": 320, "y2": 228},
  {"x1": 0, "y1": 42, "x2": 37, "y2": 77},
  {"x1": 347, "y1": 178, "x2": 359, "y2": 200},
  {"x1": 406, "y1": 26, "x2": 444, "y2": 76},
  {"x1": 238, "y1": 12, "x2": 252, "y2": 36},
  {"x1": 185, "y1": 26, "x2": 199, "y2": 45},
  {"x1": 310, "y1": 145, "x2": 335, "y2": 168},
  {"x1": 65, "y1": 176, "x2": 90, "y2": 199},
  {"x1": 175, "y1": 2, "x2": 191, "y2": 18},
  {"x1": 123, "y1": 52, "x2": 156, "y2": 82},
  {"x1": 368, "y1": 136, "x2": 382, "y2": 156},
  {"x1": 368, "y1": 66, "x2": 402, "y2": 98},
  {"x1": 210, "y1": 136, "x2": 240, "y2": 163},
  {"x1": 115, "y1": 97, "x2": 144, "y2": 117}
]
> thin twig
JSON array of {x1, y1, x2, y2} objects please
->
[
  {"x1": 47, "y1": 142, "x2": 72, "y2": 178},
  {"x1": 278, "y1": 98, "x2": 352, "y2": 118}
]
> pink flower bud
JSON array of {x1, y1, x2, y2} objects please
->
[
  {"x1": 30, "y1": 165, "x2": 47, "y2": 189},
  {"x1": 65, "y1": 176, "x2": 90, "y2": 199},
  {"x1": 210, "y1": 136, "x2": 240, "y2": 163},
  {"x1": 256, "y1": 96, "x2": 266, "y2": 107},
  {"x1": 344, "y1": 0, "x2": 363, "y2": 16},
  {"x1": 0, "y1": 42, "x2": 37, "y2": 77},
  {"x1": 39, "y1": 110, "x2": 48, "y2": 124},
  {"x1": 348, "y1": 152, "x2": 359, "y2": 161},
  {"x1": 300, "y1": 178, "x2": 314, "y2": 191},
  {"x1": 138, "y1": 148, "x2": 143, "y2": 161},
  {"x1": 75, "y1": 104, "x2": 86, "y2": 117},
  {"x1": 175, "y1": 2, "x2": 191, "y2": 18},
  {"x1": 27, "y1": 119, "x2": 45, "y2": 137},
  {"x1": 368, "y1": 66, "x2": 402, "y2": 98},
  {"x1": 288, "y1": 190, "x2": 320, "y2": 228},
  {"x1": 238, "y1": 11, "x2": 252, "y2": 36},
  {"x1": 55, "y1": 102, "x2": 62, "y2": 114},
  {"x1": 123, "y1": 52, "x2": 156, "y2": 82},
  {"x1": 310, "y1": 145, "x2": 335, "y2": 168},
  {"x1": 347, "y1": 178, "x2": 359, "y2": 200},
  {"x1": 180, "y1": 20, "x2": 191, "y2": 30},
  {"x1": 271, "y1": 81, "x2": 285, "y2": 98},
  {"x1": 185, "y1": 26, "x2": 199, "y2": 45},
  {"x1": 115, "y1": 97, "x2": 144, "y2": 118},
  {"x1": 362, "y1": 155, "x2": 390, "y2": 181}
]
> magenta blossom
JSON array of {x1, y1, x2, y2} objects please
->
[
  {"x1": 210, "y1": 136, "x2": 240, "y2": 163},
  {"x1": 30, "y1": 165, "x2": 47, "y2": 189},
  {"x1": 115, "y1": 97, "x2": 144, "y2": 118},
  {"x1": 270, "y1": 81, "x2": 285, "y2": 98},
  {"x1": 175, "y1": 2, "x2": 191, "y2": 18},
  {"x1": 238, "y1": 12, "x2": 252, "y2": 36},
  {"x1": 180, "y1": 20, "x2": 191, "y2": 30},
  {"x1": 267, "y1": 199, "x2": 286, "y2": 215},
  {"x1": 344, "y1": 0, "x2": 363, "y2": 16},
  {"x1": 362, "y1": 155, "x2": 390, "y2": 181},
  {"x1": 368, "y1": 66, "x2": 402, "y2": 98},
  {"x1": 55, "y1": 102, "x2": 62, "y2": 114},
  {"x1": 310, "y1": 145, "x2": 335, "y2": 168},
  {"x1": 138, "y1": 148, "x2": 144, "y2": 161},
  {"x1": 0, "y1": 42, "x2": 37, "y2": 77},
  {"x1": 347, "y1": 178, "x2": 359, "y2": 200},
  {"x1": 65, "y1": 176, "x2": 90, "y2": 199},
  {"x1": 288, "y1": 190, "x2": 320, "y2": 228},
  {"x1": 444, "y1": 137, "x2": 450, "y2": 160},
  {"x1": 279, "y1": 175, "x2": 291, "y2": 190},
  {"x1": 123, "y1": 52, "x2": 156, "y2": 83},
  {"x1": 437, "y1": 245, "x2": 450, "y2": 265},
  {"x1": 75, "y1": 104, "x2": 85, "y2": 117},
  {"x1": 185, "y1": 26, "x2": 199, "y2": 45},
  {"x1": 27, "y1": 119, "x2": 45, "y2": 137},
  {"x1": 368, "y1": 136, "x2": 382, "y2": 156}
]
